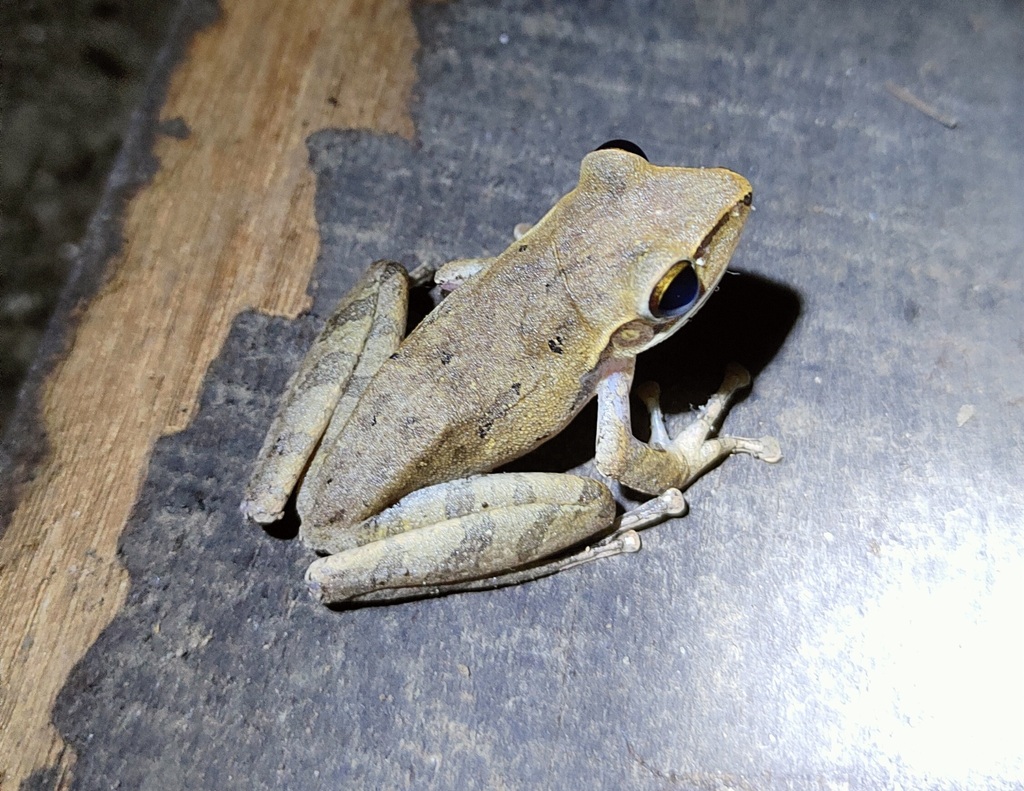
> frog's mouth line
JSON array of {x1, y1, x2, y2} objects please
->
[
  {"x1": 637, "y1": 194, "x2": 751, "y2": 353},
  {"x1": 694, "y1": 195, "x2": 751, "y2": 285},
  {"x1": 698, "y1": 193, "x2": 751, "y2": 263}
]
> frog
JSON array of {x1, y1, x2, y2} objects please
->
[{"x1": 240, "y1": 140, "x2": 781, "y2": 606}]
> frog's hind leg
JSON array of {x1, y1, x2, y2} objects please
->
[
  {"x1": 305, "y1": 472, "x2": 629, "y2": 605},
  {"x1": 241, "y1": 260, "x2": 409, "y2": 524},
  {"x1": 379, "y1": 487, "x2": 689, "y2": 601}
]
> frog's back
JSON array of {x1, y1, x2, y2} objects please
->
[{"x1": 297, "y1": 250, "x2": 605, "y2": 533}]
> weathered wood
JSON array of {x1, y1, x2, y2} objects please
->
[
  {"x1": 0, "y1": 0, "x2": 418, "y2": 786},
  {"x1": 4, "y1": 0, "x2": 1023, "y2": 788}
]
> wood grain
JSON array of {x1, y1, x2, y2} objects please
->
[{"x1": 0, "y1": 0, "x2": 418, "y2": 786}]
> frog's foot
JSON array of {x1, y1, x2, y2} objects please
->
[
  {"x1": 404, "y1": 260, "x2": 440, "y2": 288},
  {"x1": 596, "y1": 360, "x2": 781, "y2": 495},
  {"x1": 639, "y1": 363, "x2": 782, "y2": 467},
  {"x1": 557, "y1": 486, "x2": 688, "y2": 569}
]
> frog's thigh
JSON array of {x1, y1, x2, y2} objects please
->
[
  {"x1": 305, "y1": 472, "x2": 616, "y2": 605},
  {"x1": 241, "y1": 260, "x2": 409, "y2": 524}
]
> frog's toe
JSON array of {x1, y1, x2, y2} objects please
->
[
  {"x1": 752, "y1": 435, "x2": 783, "y2": 463},
  {"x1": 239, "y1": 494, "x2": 284, "y2": 525},
  {"x1": 304, "y1": 567, "x2": 330, "y2": 605}
]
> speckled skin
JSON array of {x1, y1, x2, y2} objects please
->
[{"x1": 242, "y1": 147, "x2": 778, "y2": 604}]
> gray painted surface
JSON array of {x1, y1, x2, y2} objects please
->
[{"x1": 44, "y1": 0, "x2": 1023, "y2": 788}]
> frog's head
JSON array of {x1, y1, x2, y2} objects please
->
[{"x1": 568, "y1": 141, "x2": 753, "y2": 355}]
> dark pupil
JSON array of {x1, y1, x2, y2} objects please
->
[
  {"x1": 658, "y1": 265, "x2": 700, "y2": 315},
  {"x1": 594, "y1": 139, "x2": 648, "y2": 161}
]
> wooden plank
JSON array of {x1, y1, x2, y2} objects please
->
[
  {"x1": 0, "y1": 0, "x2": 418, "y2": 787},
  {"x1": 4, "y1": 0, "x2": 1022, "y2": 787}
]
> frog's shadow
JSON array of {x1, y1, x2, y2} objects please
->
[{"x1": 503, "y1": 271, "x2": 801, "y2": 476}]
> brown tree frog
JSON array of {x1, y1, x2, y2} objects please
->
[{"x1": 241, "y1": 141, "x2": 781, "y2": 606}]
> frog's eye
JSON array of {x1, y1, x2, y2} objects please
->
[
  {"x1": 594, "y1": 139, "x2": 648, "y2": 161},
  {"x1": 650, "y1": 260, "x2": 701, "y2": 319}
]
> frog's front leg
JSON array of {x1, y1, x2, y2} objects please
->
[
  {"x1": 305, "y1": 472, "x2": 630, "y2": 605},
  {"x1": 596, "y1": 358, "x2": 782, "y2": 495}
]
